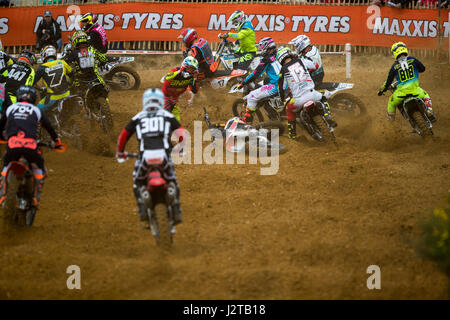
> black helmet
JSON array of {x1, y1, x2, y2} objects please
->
[
  {"x1": 16, "y1": 86, "x2": 37, "y2": 104},
  {"x1": 18, "y1": 49, "x2": 36, "y2": 66}
]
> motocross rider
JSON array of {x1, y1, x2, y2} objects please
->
[
  {"x1": 116, "y1": 88, "x2": 186, "y2": 229},
  {"x1": 178, "y1": 28, "x2": 216, "y2": 80},
  {"x1": 277, "y1": 47, "x2": 337, "y2": 140},
  {"x1": 0, "y1": 49, "x2": 36, "y2": 112},
  {"x1": 0, "y1": 85, "x2": 63, "y2": 207},
  {"x1": 236, "y1": 37, "x2": 281, "y2": 124},
  {"x1": 79, "y1": 13, "x2": 118, "y2": 65},
  {"x1": 378, "y1": 42, "x2": 435, "y2": 122},
  {"x1": 220, "y1": 10, "x2": 257, "y2": 70},
  {"x1": 35, "y1": 45, "x2": 73, "y2": 110},
  {"x1": 289, "y1": 35, "x2": 325, "y2": 87},
  {"x1": 161, "y1": 56, "x2": 199, "y2": 122},
  {"x1": 64, "y1": 30, "x2": 108, "y2": 96},
  {"x1": 0, "y1": 41, "x2": 15, "y2": 74}
]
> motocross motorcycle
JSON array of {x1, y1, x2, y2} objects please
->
[
  {"x1": 38, "y1": 88, "x2": 85, "y2": 148},
  {"x1": 230, "y1": 80, "x2": 365, "y2": 122},
  {"x1": 1, "y1": 140, "x2": 66, "y2": 228},
  {"x1": 203, "y1": 107, "x2": 286, "y2": 154},
  {"x1": 385, "y1": 81, "x2": 434, "y2": 138},
  {"x1": 76, "y1": 80, "x2": 114, "y2": 134},
  {"x1": 316, "y1": 82, "x2": 366, "y2": 117},
  {"x1": 62, "y1": 42, "x2": 140, "y2": 91},
  {"x1": 100, "y1": 57, "x2": 141, "y2": 91},
  {"x1": 231, "y1": 83, "x2": 336, "y2": 144},
  {"x1": 215, "y1": 35, "x2": 260, "y2": 73},
  {"x1": 117, "y1": 151, "x2": 179, "y2": 248}
]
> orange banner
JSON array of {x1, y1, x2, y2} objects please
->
[{"x1": 0, "y1": 3, "x2": 448, "y2": 49}]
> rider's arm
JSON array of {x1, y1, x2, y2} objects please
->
[
  {"x1": 229, "y1": 27, "x2": 252, "y2": 41},
  {"x1": 189, "y1": 78, "x2": 199, "y2": 94},
  {"x1": 40, "y1": 111, "x2": 59, "y2": 141},
  {"x1": 380, "y1": 64, "x2": 396, "y2": 93},
  {"x1": 242, "y1": 58, "x2": 267, "y2": 85},
  {"x1": 33, "y1": 65, "x2": 45, "y2": 85},
  {"x1": 25, "y1": 69, "x2": 35, "y2": 87},
  {"x1": 413, "y1": 57, "x2": 426, "y2": 73},
  {"x1": 278, "y1": 70, "x2": 286, "y2": 101},
  {"x1": 301, "y1": 58, "x2": 319, "y2": 73},
  {"x1": 117, "y1": 118, "x2": 137, "y2": 153}
]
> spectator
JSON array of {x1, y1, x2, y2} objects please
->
[
  {"x1": 35, "y1": 10, "x2": 62, "y2": 52},
  {"x1": 0, "y1": 0, "x2": 10, "y2": 7}
]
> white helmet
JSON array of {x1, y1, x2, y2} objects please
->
[
  {"x1": 289, "y1": 35, "x2": 311, "y2": 54},
  {"x1": 41, "y1": 45, "x2": 57, "y2": 62},
  {"x1": 228, "y1": 10, "x2": 246, "y2": 29},
  {"x1": 142, "y1": 88, "x2": 165, "y2": 111}
]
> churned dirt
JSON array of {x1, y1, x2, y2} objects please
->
[{"x1": 0, "y1": 54, "x2": 449, "y2": 299}]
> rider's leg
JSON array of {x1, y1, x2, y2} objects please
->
[
  {"x1": 387, "y1": 90, "x2": 403, "y2": 121},
  {"x1": 164, "y1": 158, "x2": 182, "y2": 225},
  {"x1": 286, "y1": 98, "x2": 297, "y2": 139},
  {"x1": 25, "y1": 150, "x2": 46, "y2": 208},
  {"x1": 244, "y1": 84, "x2": 277, "y2": 123},
  {"x1": 417, "y1": 88, "x2": 436, "y2": 122},
  {"x1": 320, "y1": 93, "x2": 337, "y2": 128},
  {"x1": 164, "y1": 96, "x2": 181, "y2": 122},
  {"x1": 133, "y1": 159, "x2": 147, "y2": 221},
  {"x1": 237, "y1": 52, "x2": 256, "y2": 70},
  {"x1": 0, "y1": 147, "x2": 20, "y2": 205}
]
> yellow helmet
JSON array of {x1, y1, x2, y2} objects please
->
[{"x1": 391, "y1": 42, "x2": 408, "y2": 60}]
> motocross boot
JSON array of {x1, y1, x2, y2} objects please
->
[
  {"x1": 32, "y1": 176, "x2": 45, "y2": 208},
  {"x1": 288, "y1": 121, "x2": 297, "y2": 140},
  {"x1": 243, "y1": 106, "x2": 255, "y2": 124},
  {"x1": 321, "y1": 97, "x2": 337, "y2": 128},
  {"x1": 0, "y1": 171, "x2": 7, "y2": 206},
  {"x1": 423, "y1": 97, "x2": 436, "y2": 123}
]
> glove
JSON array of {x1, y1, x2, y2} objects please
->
[
  {"x1": 236, "y1": 83, "x2": 244, "y2": 90},
  {"x1": 116, "y1": 152, "x2": 128, "y2": 159},
  {"x1": 377, "y1": 89, "x2": 385, "y2": 96},
  {"x1": 52, "y1": 138, "x2": 63, "y2": 150}
]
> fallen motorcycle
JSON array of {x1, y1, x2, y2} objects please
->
[
  {"x1": 203, "y1": 107, "x2": 286, "y2": 154},
  {"x1": 117, "y1": 151, "x2": 179, "y2": 249},
  {"x1": 316, "y1": 82, "x2": 366, "y2": 117}
]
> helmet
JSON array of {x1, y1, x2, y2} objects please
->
[
  {"x1": 258, "y1": 37, "x2": 276, "y2": 55},
  {"x1": 289, "y1": 35, "x2": 311, "y2": 54},
  {"x1": 41, "y1": 45, "x2": 57, "y2": 62},
  {"x1": 276, "y1": 46, "x2": 294, "y2": 65},
  {"x1": 18, "y1": 49, "x2": 36, "y2": 66},
  {"x1": 228, "y1": 10, "x2": 246, "y2": 29},
  {"x1": 178, "y1": 28, "x2": 198, "y2": 48},
  {"x1": 391, "y1": 42, "x2": 408, "y2": 60},
  {"x1": 142, "y1": 88, "x2": 165, "y2": 111},
  {"x1": 71, "y1": 30, "x2": 88, "y2": 48},
  {"x1": 16, "y1": 85, "x2": 37, "y2": 104},
  {"x1": 80, "y1": 13, "x2": 98, "y2": 32},
  {"x1": 181, "y1": 56, "x2": 199, "y2": 75}
]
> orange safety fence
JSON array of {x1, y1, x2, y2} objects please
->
[{"x1": 0, "y1": 2, "x2": 448, "y2": 50}]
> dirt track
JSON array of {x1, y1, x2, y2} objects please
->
[{"x1": 0, "y1": 55, "x2": 449, "y2": 299}]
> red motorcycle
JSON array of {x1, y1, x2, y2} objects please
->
[
  {"x1": 1, "y1": 141, "x2": 66, "y2": 227},
  {"x1": 118, "y1": 151, "x2": 178, "y2": 248}
]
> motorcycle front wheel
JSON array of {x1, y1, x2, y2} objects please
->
[
  {"x1": 105, "y1": 66, "x2": 141, "y2": 91},
  {"x1": 231, "y1": 98, "x2": 265, "y2": 124}
]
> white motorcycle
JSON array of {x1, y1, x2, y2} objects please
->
[{"x1": 230, "y1": 80, "x2": 366, "y2": 122}]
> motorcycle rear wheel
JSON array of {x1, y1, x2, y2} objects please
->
[
  {"x1": 311, "y1": 115, "x2": 336, "y2": 145},
  {"x1": 105, "y1": 66, "x2": 141, "y2": 91},
  {"x1": 329, "y1": 93, "x2": 366, "y2": 117},
  {"x1": 153, "y1": 203, "x2": 173, "y2": 249},
  {"x1": 411, "y1": 110, "x2": 432, "y2": 139},
  {"x1": 95, "y1": 97, "x2": 114, "y2": 134}
]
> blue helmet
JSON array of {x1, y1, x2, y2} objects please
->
[{"x1": 142, "y1": 88, "x2": 165, "y2": 111}]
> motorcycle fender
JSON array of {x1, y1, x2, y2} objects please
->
[{"x1": 210, "y1": 77, "x2": 229, "y2": 89}]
